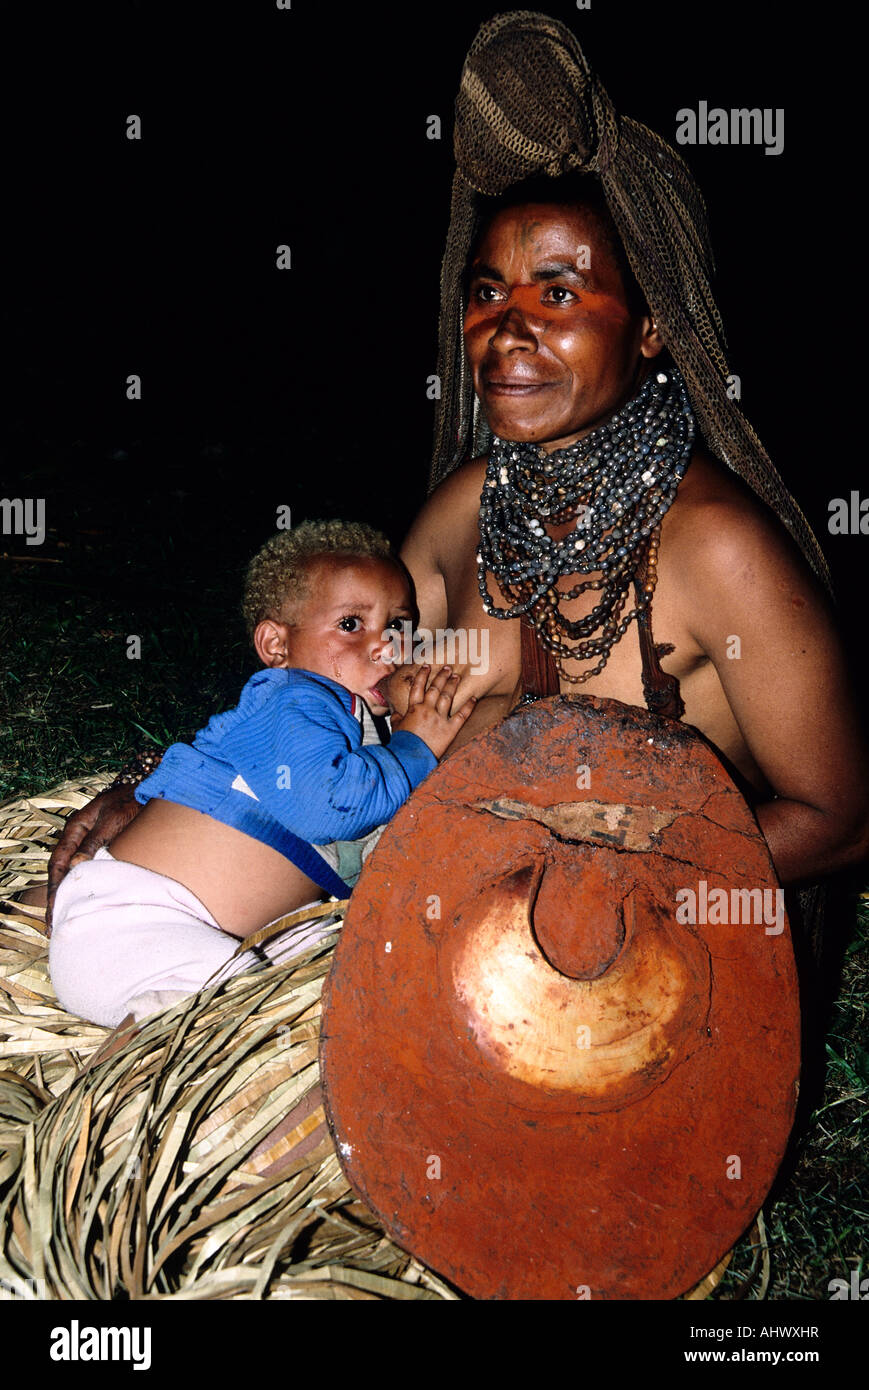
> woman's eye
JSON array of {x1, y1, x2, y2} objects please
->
[
  {"x1": 472, "y1": 283, "x2": 504, "y2": 304},
  {"x1": 338, "y1": 616, "x2": 363, "y2": 632},
  {"x1": 543, "y1": 285, "x2": 577, "y2": 305}
]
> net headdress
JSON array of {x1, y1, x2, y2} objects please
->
[{"x1": 431, "y1": 9, "x2": 829, "y2": 589}]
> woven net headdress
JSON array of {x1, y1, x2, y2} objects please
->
[{"x1": 431, "y1": 10, "x2": 829, "y2": 588}]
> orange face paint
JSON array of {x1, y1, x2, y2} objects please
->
[{"x1": 464, "y1": 282, "x2": 631, "y2": 332}]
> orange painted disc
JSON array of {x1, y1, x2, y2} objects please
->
[{"x1": 321, "y1": 696, "x2": 800, "y2": 1300}]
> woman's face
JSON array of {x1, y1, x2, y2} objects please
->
[{"x1": 463, "y1": 203, "x2": 662, "y2": 452}]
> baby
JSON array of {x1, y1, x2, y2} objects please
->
[{"x1": 49, "y1": 519, "x2": 475, "y2": 1027}]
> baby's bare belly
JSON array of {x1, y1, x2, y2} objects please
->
[{"x1": 110, "y1": 800, "x2": 327, "y2": 938}]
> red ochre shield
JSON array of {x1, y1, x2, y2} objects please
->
[{"x1": 320, "y1": 696, "x2": 800, "y2": 1300}]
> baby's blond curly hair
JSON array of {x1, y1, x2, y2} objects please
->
[{"x1": 242, "y1": 519, "x2": 397, "y2": 641}]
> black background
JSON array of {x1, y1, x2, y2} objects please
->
[
  {"x1": 2, "y1": 1, "x2": 860, "y2": 606},
  {"x1": 0, "y1": 0, "x2": 866, "y2": 1331}
]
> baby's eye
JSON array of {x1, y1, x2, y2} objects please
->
[
  {"x1": 337, "y1": 615, "x2": 363, "y2": 632},
  {"x1": 385, "y1": 617, "x2": 408, "y2": 631}
]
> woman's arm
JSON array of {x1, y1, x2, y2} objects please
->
[
  {"x1": 46, "y1": 751, "x2": 164, "y2": 928},
  {"x1": 684, "y1": 496, "x2": 869, "y2": 886}
]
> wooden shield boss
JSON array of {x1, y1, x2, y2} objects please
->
[{"x1": 321, "y1": 696, "x2": 801, "y2": 1300}]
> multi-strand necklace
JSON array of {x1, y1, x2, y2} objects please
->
[{"x1": 476, "y1": 366, "x2": 696, "y2": 682}]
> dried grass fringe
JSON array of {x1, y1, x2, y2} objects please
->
[{"x1": 0, "y1": 776, "x2": 455, "y2": 1300}]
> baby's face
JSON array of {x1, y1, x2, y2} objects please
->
[{"x1": 281, "y1": 556, "x2": 414, "y2": 715}]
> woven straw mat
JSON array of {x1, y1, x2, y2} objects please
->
[{"x1": 0, "y1": 775, "x2": 455, "y2": 1300}]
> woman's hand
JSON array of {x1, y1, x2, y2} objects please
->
[{"x1": 46, "y1": 785, "x2": 143, "y2": 931}]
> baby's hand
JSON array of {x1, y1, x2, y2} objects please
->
[{"x1": 396, "y1": 666, "x2": 476, "y2": 759}]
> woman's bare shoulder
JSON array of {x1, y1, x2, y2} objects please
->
[
  {"x1": 400, "y1": 457, "x2": 488, "y2": 593},
  {"x1": 405, "y1": 457, "x2": 488, "y2": 563},
  {"x1": 429, "y1": 455, "x2": 489, "y2": 506},
  {"x1": 665, "y1": 449, "x2": 826, "y2": 601},
  {"x1": 670, "y1": 450, "x2": 798, "y2": 549}
]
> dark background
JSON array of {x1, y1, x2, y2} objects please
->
[
  {"x1": 1, "y1": 0, "x2": 861, "y2": 692},
  {"x1": 1, "y1": 3, "x2": 867, "y2": 1312}
]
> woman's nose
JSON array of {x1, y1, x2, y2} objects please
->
[{"x1": 489, "y1": 302, "x2": 539, "y2": 351}]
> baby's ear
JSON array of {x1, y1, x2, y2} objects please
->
[{"x1": 254, "y1": 618, "x2": 292, "y2": 668}]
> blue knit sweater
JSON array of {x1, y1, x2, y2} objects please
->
[{"x1": 135, "y1": 668, "x2": 437, "y2": 892}]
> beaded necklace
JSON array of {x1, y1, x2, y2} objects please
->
[{"x1": 476, "y1": 366, "x2": 696, "y2": 682}]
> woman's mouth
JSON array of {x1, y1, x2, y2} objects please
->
[{"x1": 484, "y1": 379, "x2": 551, "y2": 396}]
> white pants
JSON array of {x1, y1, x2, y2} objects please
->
[{"x1": 50, "y1": 848, "x2": 339, "y2": 1028}]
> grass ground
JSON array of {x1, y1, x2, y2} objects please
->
[
  {"x1": 718, "y1": 895, "x2": 868, "y2": 1300},
  {"x1": 0, "y1": 492, "x2": 253, "y2": 798},
  {"x1": 1, "y1": 499, "x2": 866, "y2": 1302}
]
